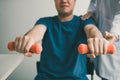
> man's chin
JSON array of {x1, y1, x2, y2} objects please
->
[{"x1": 59, "y1": 12, "x2": 72, "y2": 17}]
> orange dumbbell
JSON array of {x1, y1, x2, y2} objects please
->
[
  {"x1": 8, "y1": 41, "x2": 42, "y2": 54},
  {"x1": 78, "y1": 44, "x2": 116, "y2": 54}
]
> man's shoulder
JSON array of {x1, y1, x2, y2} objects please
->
[
  {"x1": 74, "y1": 15, "x2": 86, "y2": 21},
  {"x1": 35, "y1": 16, "x2": 57, "y2": 26}
]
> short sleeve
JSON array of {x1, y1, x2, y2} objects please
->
[
  {"x1": 34, "y1": 17, "x2": 49, "y2": 28},
  {"x1": 83, "y1": 17, "x2": 97, "y2": 28}
]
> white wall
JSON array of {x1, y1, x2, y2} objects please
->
[
  {"x1": 0, "y1": 0, "x2": 90, "y2": 80},
  {"x1": 0, "y1": 0, "x2": 56, "y2": 54}
]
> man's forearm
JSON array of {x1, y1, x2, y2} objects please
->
[
  {"x1": 24, "y1": 25, "x2": 46, "y2": 43},
  {"x1": 84, "y1": 24, "x2": 103, "y2": 39}
]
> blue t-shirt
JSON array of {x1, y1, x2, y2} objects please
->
[{"x1": 35, "y1": 15, "x2": 95, "y2": 80}]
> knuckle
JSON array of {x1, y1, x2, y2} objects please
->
[
  {"x1": 23, "y1": 36, "x2": 28, "y2": 42},
  {"x1": 24, "y1": 36, "x2": 28, "y2": 40},
  {"x1": 100, "y1": 51, "x2": 103, "y2": 54},
  {"x1": 99, "y1": 38, "x2": 103, "y2": 42},
  {"x1": 87, "y1": 38, "x2": 93, "y2": 43},
  {"x1": 94, "y1": 38, "x2": 98, "y2": 41}
]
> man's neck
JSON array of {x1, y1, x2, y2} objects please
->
[{"x1": 58, "y1": 14, "x2": 74, "y2": 22}]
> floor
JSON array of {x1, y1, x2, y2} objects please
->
[{"x1": 87, "y1": 71, "x2": 101, "y2": 80}]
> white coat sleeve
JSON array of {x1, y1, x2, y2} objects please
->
[
  {"x1": 110, "y1": 3, "x2": 120, "y2": 41},
  {"x1": 87, "y1": 0, "x2": 97, "y2": 13}
]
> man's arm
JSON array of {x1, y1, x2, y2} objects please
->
[
  {"x1": 24, "y1": 24, "x2": 47, "y2": 43},
  {"x1": 84, "y1": 24, "x2": 102, "y2": 38},
  {"x1": 14, "y1": 25, "x2": 46, "y2": 57},
  {"x1": 84, "y1": 24, "x2": 108, "y2": 57}
]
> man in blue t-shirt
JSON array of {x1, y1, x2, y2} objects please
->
[{"x1": 13, "y1": 0, "x2": 109, "y2": 80}]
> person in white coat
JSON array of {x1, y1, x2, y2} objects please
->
[{"x1": 82, "y1": 0, "x2": 120, "y2": 80}]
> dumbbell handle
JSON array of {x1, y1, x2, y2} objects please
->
[
  {"x1": 78, "y1": 44, "x2": 116, "y2": 54},
  {"x1": 8, "y1": 41, "x2": 42, "y2": 54}
]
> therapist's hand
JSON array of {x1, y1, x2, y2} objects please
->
[
  {"x1": 81, "y1": 12, "x2": 95, "y2": 20},
  {"x1": 105, "y1": 31, "x2": 117, "y2": 43}
]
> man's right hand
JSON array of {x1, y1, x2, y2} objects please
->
[
  {"x1": 14, "y1": 36, "x2": 35, "y2": 57},
  {"x1": 87, "y1": 38, "x2": 109, "y2": 58}
]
